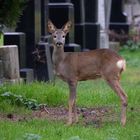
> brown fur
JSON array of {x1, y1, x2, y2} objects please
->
[{"x1": 48, "y1": 20, "x2": 128, "y2": 126}]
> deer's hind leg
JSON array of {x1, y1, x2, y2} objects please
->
[{"x1": 106, "y1": 78, "x2": 128, "y2": 126}]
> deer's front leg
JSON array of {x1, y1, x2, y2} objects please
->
[{"x1": 67, "y1": 80, "x2": 77, "y2": 125}]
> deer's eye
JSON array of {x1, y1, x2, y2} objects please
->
[
  {"x1": 62, "y1": 35, "x2": 65, "y2": 38},
  {"x1": 53, "y1": 35, "x2": 56, "y2": 38}
]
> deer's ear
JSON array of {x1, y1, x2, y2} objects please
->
[
  {"x1": 62, "y1": 21, "x2": 72, "y2": 34},
  {"x1": 48, "y1": 20, "x2": 56, "y2": 33}
]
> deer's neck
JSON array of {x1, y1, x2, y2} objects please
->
[{"x1": 52, "y1": 46, "x2": 65, "y2": 68}]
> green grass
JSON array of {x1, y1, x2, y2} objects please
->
[
  {"x1": 0, "y1": 118, "x2": 140, "y2": 140},
  {"x1": 0, "y1": 49, "x2": 140, "y2": 140}
]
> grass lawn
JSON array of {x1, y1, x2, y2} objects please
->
[{"x1": 0, "y1": 49, "x2": 140, "y2": 140}]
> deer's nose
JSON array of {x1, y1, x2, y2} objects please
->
[{"x1": 56, "y1": 42, "x2": 63, "y2": 46}]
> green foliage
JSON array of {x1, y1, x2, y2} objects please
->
[
  {"x1": 0, "y1": 81, "x2": 67, "y2": 107},
  {"x1": 119, "y1": 49, "x2": 140, "y2": 69},
  {"x1": 68, "y1": 136, "x2": 81, "y2": 140},
  {"x1": 0, "y1": 30, "x2": 4, "y2": 46},
  {"x1": 23, "y1": 133, "x2": 42, "y2": 140},
  {"x1": 0, "y1": 0, "x2": 29, "y2": 27},
  {"x1": 0, "y1": 92, "x2": 46, "y2": 110},
  {"x1": 122, "y1": 24, "x2": 140, "y2": 51},
  {"x1": 122, "y1": 40, "x2": 140, "y2": 51}
]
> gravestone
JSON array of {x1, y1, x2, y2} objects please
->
[
  {"x1": 41, "y1": 0, "x2": 49, "y2": 36},
  {"x1": 49, "y1": 0, "x2": 71, "y2": 2},
  {"x1": 16, "y1": 0, "x2": 41, "y2": 68},
  {"x1": 35, "y1": 42, "x2": 54, "y2": 81},
  {"x1": 98, "y1": 0, "x2": 110, "y2": 48},
  {"x1": 71, "y1": 0, "x2": 100, "y2": 50},
  {"x1": 4, "y1": 32, "x2": 26, "y2": 68},
  {"x1": 110, "y1": 0, "x2": 129, "y2": 34},
  {"x1": 0, "y1": 45, "x2": 20, "y2": 83}
]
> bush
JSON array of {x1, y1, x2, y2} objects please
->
[{"x1": 0, "y1": 0, "x2": 28, "y2": 28}]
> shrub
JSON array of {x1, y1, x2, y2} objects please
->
[{"x1": 0, "y1": 0, "x2": 28, "y2": 28}]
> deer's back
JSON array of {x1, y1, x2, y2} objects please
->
[{"x1": 61, "y1": 49, "x2": 125, "y2": 81}]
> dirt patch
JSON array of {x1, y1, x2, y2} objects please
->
[{"x1": 0, "y1": 106, "x2": 119, "y2": 127}]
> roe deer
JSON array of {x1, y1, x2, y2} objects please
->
[{"x1": 48, "y1": 20, "x2": 127, "y2": 126}]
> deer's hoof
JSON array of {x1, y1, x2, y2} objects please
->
[
  {"x1": 66, "y1": 122, "x2": 73, "y2": 126},
  {"x1": 74, "y1": 117, "x2": 79, "y2": 124},
  {"x1": 121, "y1": 117, "x2": 126, "y2": 126},
  {"x1": 66, "y1": 119, "x2": 73, "y2": 126}
]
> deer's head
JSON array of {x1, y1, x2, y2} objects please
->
[{"x1": 48, "y1": 20, "x2": 72, "y2": 49}]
